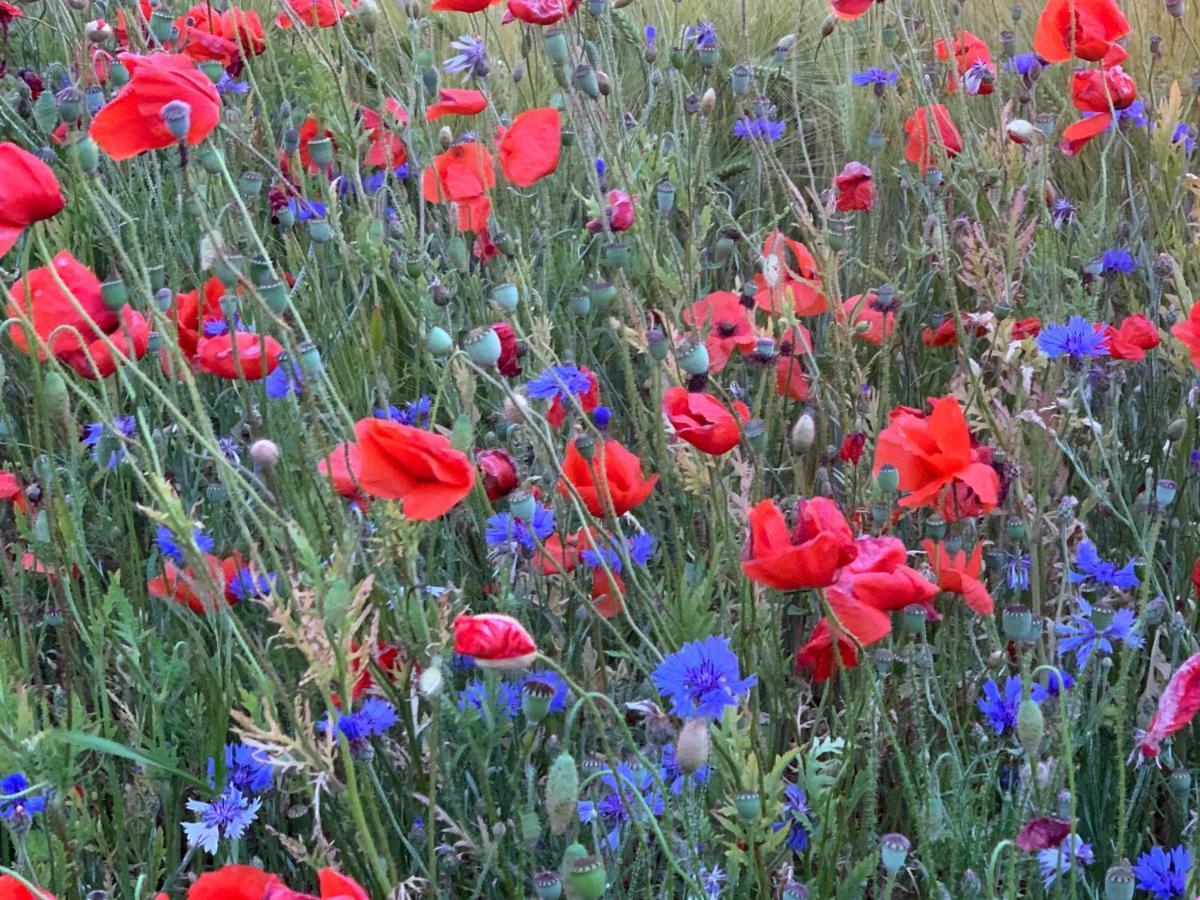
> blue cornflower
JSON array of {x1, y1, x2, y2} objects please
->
[
  {"x1": 699, "y1": 865, "x2": 727, "y2": 898},
  {"x1": 215, "y1": 73, "x2": 250, "y2": 95},
  {"x1": 526, "y1": 365, "x2": 594, "y2": 402},
  {"x1": 1113, "y1": 100, "x2": 1148, "y2": 129},
  {"x1": 1069, "y1": 540, "x2": 1139, "y2": 590},
  {"x1": 484, "y1": 506, "x2": 555, "y2": 553},
  {"x1": 288, "y1": 197, "x2": 326, "y2": 221},
  {"x1": 733, "y1": 117, "x2": 786, "y2": 141},
  {"x1": 227, "y1": 568, "x2": 274, "y2": 602},
  {"x1": 265, "y1": 359, "x2": 305, "y2": 400},
  {"x1": 458, "y1": 679, "x2": 523, "y2": 719},
  {"x1": 182, "y1": 787, "x2": 261, "y2": 854},
  {"x1": 0, "y1": 772, "x2": 45, "y2": 820},
  {"x1": 578, "y1": 763, "x2": 664, "y2": 850},
  {"x1": 1173, "y1": 123, "x2": 1198, "y2": 154},
  {"x1": 1005, "y1": 553, "x2": 1031, "y2": 591},
  {"x1": 376, "y1": 396, "x2": 432, "y2": 427},
  {"x1": 155, "y1": 524, "x2": 215, "y2": 565},
  {"x1": 651, "y1": 635, "x2": 757, "y2": 720},
  {"x1": 850, "y1": 67, "x2": 899, "y2": 88},
  {"x1": 644, "y1": 24, "x2": 656, "y2": 47},
  {"x1": 580, "y1": 532, "x2": 656, "y2": 573},
  {"x1": 1133, "y1": 845, "x2": 1191, "y2": 899},
  {"x1": 522, "y1": 670, "x2": 570, "y2": 713},
  {"x1": 443, "y1": 34, "x2": 488, "y2": 80},
  {"x1": 1099, "y1": 248, "x2": 1137, "y2": 275},
  {"x1": 593, "y1": 406, "x2": 612, "y2": 430},
  {"x1": 1006, "y1": 52, "x2": 1044, "y2": 78},
  {"x1": 772, "y1": 783, "x2": 810, "y2": 852},
  {"x1": 1052, "y1": 196, "x2": 1077, "y2": 228},
  {"x1": 660, "y1": 743, "x2": 710, "y2": 795},
  {"x1": 1031, "y1": 670, "x2": 1075, "y2": 703},
  {"x1": 1037, "y1": 835, "x2": 1093, "y2": 889},
  {"x1": 1036, "y1": 316, "x2": 1110, "y2": 359},
  {"x1": 594, "y1": 158, "x2": 606, "y2": 179},
  {"x1": 977, "y1": 676, "x2": 1022, "y2": 734},
  {"x1": 1056, "y1": 598, "x2": 1141, "y2": 669},
  {"x1": 82, "y1": 415, "x2": 136, "y2": 469},
  {"x1": 684, "y1": 21, "x2": 718, "y2": 49},
  {"x1": 318, "y1": 698, "x2": 398, "y2": 742},
  {"x1": 209, "y1": 743, "x2": 274, "y2": 795}
]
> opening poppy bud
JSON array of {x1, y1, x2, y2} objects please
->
[
  {"x1": 596, "y1": 70, "x2": 612, "y2": 97},
  {"x1": 790, "y1": 411, "x2": 815, "y2": 454},
  {"x1": 1016, "y1": 697, "x2": 1043, "y2": 758},
  {"x1": 545, "y1": 752, "x2": 579, "y2": 835},
  {"x1": 675, "y1": 337, "x2": 710, "y2": 375},
  {"x1": 1104, "y1": 860, "x2": 1135, "y2": 900},
  {"x1": 417, "y1": 665, "x2": 444, "y2": 698},
  {"x1": 821, "y1": 14, "x2": 836, "y2": 39},
  {"x1": 1005, "y1": 119, "x2": 1039, "y2": 144},
  {"x1": 1002, "y1": 604, "x2": 1033, "y2": 642},
  {"x1": 734, "y1": 792, "x2": 761, "y2": 821},
  {"x1": 249, "y1": 439, "x2": 280, "y2": 468},
  {"x1": 879, "y1": 833, "x2": 911, "y2": 875},
  {"x1": 565, "y1": 856, "x2": 606, "y2": 900},
  {"x1": 532, "y1": 871, "x2": 562, "y2": 900},
  {"x1": 426, "y1": 325, "x2": 453, "y2": 357},
  {"x1": 675, "y1": 718, "x2": 710, "y2": 774},
  {"x1": 463, "y1": 326, "x2": 502, "y2": 368}
]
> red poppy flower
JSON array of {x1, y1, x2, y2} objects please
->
[
  {"x1": 547, "y1": 366, "x2": 598, "y2": 427},
  {"x1": 1171, "y1": 300, "x2": 1200, "y2": 367},
  {"x1": 841, "y1": 293, "x2": 895, "y2": 345},
  {"x1": 276, "y1": 0, "x2": 347, "y2": 28},
  {"x1": 148, "y1": 554, "x2": 233, "y2": 614},
  {"x1": 1012, "y1": 317, "x2": 1042, "y2": 340},
  {"x1": 922, "y1": 539, "x2": 993, "y2": 615},
  {"x1": 754, "y1": 231, "x2": 826, "y2": 316},
  {"x1": 585, "y1": 189, "x2": 635, "y2": 233},
  {"x1": 195, "y1": 331, "x2": 282, "y2": 380},
  {"x1": 493, "y1": 320, "x2": 522, "y2": 376},
  {"x1": 0, "y1": 876, "x2": 54, "y2": 900},
  {"x1": 7, "y1": 250, "x2": 150, "y2": 379},
  {"x1": 904, "y1": 104, "x2": 963, "y2": 174},
  {"x1": 839, "y1": 433, "x2": 866, "y2": 464},
  {"x1": 934, "y1": 30, "x2": 994, "y2": 95},
  {"x1": 89, "y1": 53, "x2": 221, "y2": 160},
  {"x1": 504, "y1": 0, "x2": 579, "y2": 25},
  {"x1": 742, "y1": 497, "x2": 857, "y2": 591},
  {"x1": 318, "y1": 440, "x2": 368, "y2": 506},
  {"x1": 478, "y1": 448, "x2": 519, "y2": 501},
  {"x1": 1192, "y1": 558, "x2": 1200, "y2": 598},
  {"x1": 0, "y1": 471, "x2": 26, "y2": 514},
  {"x1": 1138, "y1": 650, "x2": 1200, "y2": 759},
  {"x1": 873, "y1": 395, "x2": 999, "y2": 513},
  {"x1": 354, "y1": 418, "x2": 476, "y2": 519},
  {"x1": 453, "y1": 613, "x2": 537, "y2": 669},
  {"x1": 591, "y1": 568, "x2": 625, "y2": 619},
  {"x1": 663, "y1": 387, "x2": 748, "y2": 456},
  {"x1": 498, "y1": 107, "x2": 561, "y2": 187},
  {"x1": 223, "y1": 7, "x2": 268, "y2": 56},
  {"x1": 1034, "y1": 0, "x2": 1129, "y2": 66},
  {"x1": 558, "y1": 437, "x2": 657, "y2": 517},
  {"x1": 188, "y1": 866, "x2": 278, "y2": 900},
  {"x1": 432, "y1": 0, "x2": 501, "y2": 9},
  {"x1": 425, "y1": 87, "x2": 488, "y2": 122},
  {"x1": 332, "y1": 642, "x2": 405, "y2": 708},
  {"x1": 1060, "y1": 66, "x2": 1137, "y2": 156},
  {"x1": 169, "y1": 276, "x2": 225, "y2": 361},
  {"x1": 682, "y1": 291, "x2": 756, "y2": 373},
  {"x1": 0, "y1": 143, "x2": 64, "y2": 257},
  {"x1": 422, "y1": 142, "x2": 495, "y2": 231},
  {"x1": 775, "y1": 355, "x2": 811, "y2": 401},
  {"x1": 828, "y1": 0, "x2": 875, "y2": 19},
  {"x1": 1104, "y1": 313, "x2": 1159, "y2": 361},
  {"x1": 536, "y1": 529, "x2": 581, "y2": 575},
  {"x1": 834, "y1": 161, "x2": 873, "y2": 212},
  {"x1": 175, "y1": 5, "x2": 240, "y2": 65},
  {"x1": 361, "y1": 100, "x2": 408, "y2": 169},
  {"x1": 316, "y1": 869, "x2": 369, "y2": 900},
  {"x1": 921, "y1": 314, "x2": 989, "y2": 347}
]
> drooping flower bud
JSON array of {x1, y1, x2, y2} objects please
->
[
  {"x1": 249, "y1": 439, "x2": 280, "y2": 468},
  {"x1": 675, "y1": 718, "x2": 710, "y2": 774},
  {"x1": 1016, "y1": 697, "x2": 1044, "y2": 758},
  {"x1": 790, "y1": 410, "x2": 815, "y2": 454},
  {"x1": 545, "y1": 752, "x2": 579, "y2": 835}
]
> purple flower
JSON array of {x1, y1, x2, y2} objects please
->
[
  {"x1": 155, "y1": 524, "x2": 215, "y2": 565},
  {"x1": 458, "y1": 679, "x2": 522, "y2": 718},
  {"x1": 1173, "y1": 123, "x2": 1198, "y2": 154},
  {"x1": 734, "y1": 117, "x2": 786, "y2": 141},
  {"x1": 684, "y1": 21, "x2": 718, "y2": 50},
  {"x1": 1133, "y1": 845, "x2": 1191, "y2": 899},
  {"x1": 772, "y1": 782, "x2": 810, "y2": 852},
  {"x1": 1056, "y1": 597, "x2": 1141, "y2": 669},
  {"x1": 443, "y1": 34, "x2": 488, "y2": 80},
  {"x1": 1037, "y1": 835, "x2": 1093, "y2": 889},
  {"x1": 265, "y1": 358, "x2": 305, "y2": 400},
  {"x1": 577, "y1": 763, "x2": 664, "y2": 850},
  {"x1": 82, "y1": 415, "x2": 136, "y2": 469},
  {"x1": 484, "y1": 506, "x2": 555, "y2": 554},
  {"x1": 1006, "y1": 53, "x2": 1043, "y2": 78},
  {"x1": 182, "y1": 787, "x2": 261, "y2": 854},
  {"x1": 1099, "y1": 248, "x2": 1137, "y2": 275},
  {"x1": 0, "y1": 773, "x2": 45, "y2": 820},
  {"x1": 850, "y1": 67, "x2": 899, "y2": 88},
  {"x1": 1068, "y1": 540, "x2": 1138, "y2": 590}
]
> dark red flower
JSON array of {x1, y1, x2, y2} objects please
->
[
  {"x1": 354, "y1": 418, "x2": 476, "y2": 519},
  {"x1": 838, "y1": 432, "x2": 866, "y2": 464},
  {"x1": 1060, "y1": 66, "x2": 1137, "y2": 156},
  {"x1": 934, "y1": 30, "x2": 994, "y2": 95},
  {"x1": 497, "y1": 107, "x2": 561, "y2": 187},
  {"x1": 558, "y1": 437, "x2": 657, "y2": 517},
  {"x1": 0, "y1": 143, "x2": 65, "y2": 257},
  {"x1": 1014, "y1": 818, "x2": 1073, "y2": 853},
  {"x1": 492, "y1": 320, "x2": 522, "y2": 376},
  {"x1": 478, "y1": 448, "x2": 518, "y2": 501},
  {"x1": 834, "y1": 161, "x2": 874, "y2": 211},
  {"x1": 742, "y1": 497, "x2": 857, "y2": 591},
  {"x1": 663, "y1": 387, "x2": 749, "y2": 456},
  {"x1": 586, "y1": 189, "x2": 635, "y2": 233}
]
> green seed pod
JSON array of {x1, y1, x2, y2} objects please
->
[
  {"x1": 568, "y1": 294, "x2": 591, "y2": 317},
  {"x1": 675, "y1": 337, "x2": 709, "y2": 375},
  {"x1": 879, "y1": 833, "x2": 911, "y2": 876},
  {"x1": 522, "y1": 679, "x2": 554, "y2": 723},
  {"x1": 533, "y1": 871, "x2": 563, "y2": 900},
  {"x1": 149, "y1": 9, "x2": 178, "y2": 43},
  {"x1": 734, "y1": 792, "x2": 761, "y2": 822},
  {"x1": 600, "y1": 242, "x2": 630, "y2": 269},
  {"x1": 100, "y1": 277, "x2": 128, "y2": 311},
  {"x1": 543, "y1": 27, "x2": 570, "y2": 65},
  {"x1": 425, "y1": 326, "x2": 453, "y2": 357},
  {"x1": 925, "y1": 514, "x2": 947, "y2": 540},
  {"x1": 307, "y1": 216, "x2": 334, "y2": 244},
  {"x1": 492, "y1": 282, "x2": 520, "y2": 312},
  {"x1": 463, "y1": 326, "x2": 502, "y2": 368},
  {"x1": 900, "y1": 604, "x2": 927, "y2": 636},
  {"x1": 1168, "y1": 768, "x2": 1191, "y2": 802},
  {"x1": 1016, "y1": 697, "x2": 1043, "y2": 758},
  {"x1": 572, "y1": 64, "x2": 600, "y2": 99},
  {"x1": 258, "y1": 280, "x2": 288, "y2": 315},
  {"x1": 545, "y1": 752, "x2": 579, "y2": 835},
  {"x1": 198, "y1": 146, "x2": 224, "y2": 175},
  {"x1": 508, "y1": 490, "x2": 536, "y2": 521},
  {"x1": 1002, "y1": 605, "x2": 1033, "y2": 642},
  {"x1": 1104, "y1": 860, "x2": 1135, "y2": 900},
  {"x1": 565, "y1": 856, "x2": 606, "y2": 900},
  {"x1": 56, "y1": 87, "x2": 84, "y2": 124},
  {"x1": 877, "y1": 464, "x2": 900, "y2": 494},
  {"x1": 33, "y1": 90, "x2": 58, "y2": 133}
]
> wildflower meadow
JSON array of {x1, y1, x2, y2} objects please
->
[{"x1": 6, "y1": 0, "x2": 1200, "y2": 896}]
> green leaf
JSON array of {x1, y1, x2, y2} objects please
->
[{"x1": 48, "y1": 731, "x2": 207, "y2": 789}]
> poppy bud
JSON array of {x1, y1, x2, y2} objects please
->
[
  {"x1": 425, "y1": 325, "x2": 453, "y2": 357},
  {"x1": 43, "y1": 371, "x2": 71, "y2": 430},
  {"x1": 675, "y1": 718, "x2": 710, "y2": 774},
  {"x1": 1016, "y1": 697, "x2": 1043, "y2": 758},
  {"x1": 596, "y1": 70, "x2": 612, "y2": 97},
  {"x1": 479, "y1": 449, "x2": 518, "y2": 501},
  {"x1": 734, "y1": 792, "x2": 761, "y2": 821},
  {"x1": 574, "y1": 434, "x2": 595, "y2": 461},
  {"x1": 417, "y1": 664, "x2": 444, "y2": 698},
  {"x1": 545, "y1": 752, "x2": 579, "y2": 835},
  {"x1": 879, "y1": 833, "x2": 911, "y2": 875},
  {"x1": 249, "y1": 439, "x2": 280, "y2": 468},
  {"x1": 532, "y1": 872, "x2": 562, "y2": 900},
  {"x1": 1166, "y1": 417, "x2": 1187, "y2": 441},
  {"x1": 573, "y1": 64, "x2": 600, "y2": 99},
  {"x1": 448, "y1": 235, "x2": 469, "y2": 271},
  {"x1": 700, "y1": 88, "x2": 716, "y2": 115},
  {"x1": 1104, "y1": 860, "x2": 1135, "y2": 900},
  {"x1": 464, "y1": 326, "x2": 502, "y2": 368},
  {"x1": 565, "y1": 857, "x2": 606, "y2": 900},
  {"x1": 821, "y1": 14, "x2": 836, "y2": 38},
  {"x1": 675, "y1": 337, "x2": 709, "y2": 375},
  {"x1": 543, "y1": 27, "x2": 571, "y2": 66},
  {"x1": 1005, "y1": 119, "x2": 1039, "y2": 144},
  {"x1": 790, "y1": 411, "x2": 815, "y2": 453}
]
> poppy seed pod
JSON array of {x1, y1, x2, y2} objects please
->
[
  {"x1": 149, "y1": 9, "x2": 177, "y2": 43},
  {"x1": 249, "y1": 439, "x2": 280, "y2": 468},
  {"x1": 734, "y1": 792, "x2": 761, "y2": 821},
  {"x1": 56, "y1": 87, "x2": 84, "y2": 124},
  {"x1": 1167, "y1": 0, "x2": 1185, "y2": 18},
  {"x1": 1002, "y1": 604, "x2": 1033, "y2": 642},
  {"x1": 464, "y1": 326, "x2": 502, "y2": 368},
  {"x1": 877, "y1": 464, "x2": 899, "y2": 493},
  {"x1": 532, "y1": 871, "x2": 562, "y2": 900},
  {"x1": 543, "y1": 27, "x2": 570, "y2": 66},
  {"x1": 545, "y1": 752, "x2": 579, "y2": 835},
  {"x1": 425, "y1": 325, "x2": 453, "y2": 357},
  {"x1": 572, "y1": 64, "x2": 600, "y2": 99},
  {"x1": 1104, "y1": 860, "x2": 1135, "y2": 900},
  {"x1": 1016, "y1": 697, "x2": 1043, "y2": 758},
  {"x1": 879, "y1": 833, "x2": 911, "y2": 875},
  {"x1": 781, "y1": 883, "x2": 809, "y2": 900},
  {"x1": 522, "y1": 679, "x2": 555, "y2": 722},
  {"x1": 731, "y1": 63, "x2": 752, "y2": 95},
  {"x1": 564, "y1": 856, "x2": 606, "y2": 900},
  {"x1": 675, "y1": 337, "x2": 710, "y2": 375},
  {"x1": 675, "y1": 718, "x2": 710, "y2": 774}
]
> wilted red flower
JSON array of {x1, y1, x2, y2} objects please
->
[
  {"x1": 796, "y1": 535, "x2": 938, "y2": 680},
  {"x1": 0, "y1": 143, "x2": 64, "y2": 257},
  {"x1": 682, "y1": 291, "x2": 756, "y2": 373},
  {"x1": 1104, "y1": 313, "x2": 1159, "y2": 361},
  {"x1": 934, "y1": 30, "x2": 994, "y2": 95},
  {"x1": 922, "y1": 539, "x2": 993, "y2": 615},
  {"x1": 276, "y1": 0, "x2": 347, "y2": 29},
  {"x1": 354, "y1": 418, "x2": 476, "y2": 519},
  {"x1": 1034, "y1": 0, "x2": 1129, "y2": 66},
  {"x1": 547, "y1": 365, "x2": 598, "y2": 427},
  {"x1": 195, "y1": 331, "x2": 282, "y2": 380},
  {"x1": 834, "y1": 161, "x2": 874, "y2": 212},
  {"x1": 504, "y1": 0, "x2": 579, "y2": 25},
  {"x1": 841, "y1": 293, "x2": 895, "y2": 345},
  {"x1": 1014, "y1": 818, "x2": 1073, "y2": 853},
  {"x1": 873, "y1": 395, "x2": 999, "y2": 513},
  {"x1": 1171, "y1": 300, "x2": 1200, "y2": 367},
  {"x1": 453, "y1": 613, "x2": 537, "y2": 669},
  {"x1": 1060, "y1": 66, "x2": 1137, "y2": 155},
  {"x1": 89, "y1": 53, "x2": 221, "y2": 160},
  {"x1": 586, "y1": 189, "x2": 635, "y2": 233},
  {"x1": 492, "y1": 320, "x2": 522, "y2": 376},
  {"x1": 742, "y1": 497, "x2": 857, "y2": 591},
  {"x1": 498, "y1": 107, "x2": 561, "y2": 187},
  {"x1": 558, "y1": 437, "x2": 657, "y2": 517},
  {"x1": 828, "y1": 0, "x2": 876, "y2": 18},
  {"x1": 7, "y1": 250, "x2": 149, "y2": 379},
  {"x1": 663, "y1": 387, "x2": 748, "y2": 456},
  {"x1": 838, "y1": 432, "x2": 866, "y2": 464},
  {"x1": 904, "y1": 104, "x2": 963, "y2": 174},
  {"x1": 754, "y1": 231, "x2": 826, "y2": 316},
  {"x1": 478, "y1": 448, "x2": 519, "y2": 501},
  {"x1": 1012, "y1": 317, "x2": 1042, "y2": 340},
  {"x1": 0, "y1": 875, "x2": 54, "y2": 900},
  {"x1": 425, "y1": 87, "x2": 487, "y2": 122},
  {"x1": 433, "y1": 0, "x2": 501, "y2": 9}
]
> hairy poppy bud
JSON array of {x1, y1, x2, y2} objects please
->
[
  {"x1": 1167, "y1": 417, "x2": 1187, "y2": 442},
  {"x1": 249, "y1": 439, "x2": 280, "y2": 468},
  {"x1": 700, "y1": 88, "x2": 716, "y2": 115},
  {"x1": 426, "y1": 326, "x2": 453, "y2": 357},
  {"x1": 1016, "y1": 697, "x2": 1043, "y2": 758},
  {"x1": 160, "y1": 100, "x2": 192, "y2": 142},
  {"x1": 43, "y1": 371, "x2": 71, "y2": 433},
  {"x1": 790, "y1": 411, "x2": 815, "y2": 453},
  {"x1": 545, "y1": 752, "x2": 579, "y2": 835},
  {"x1": 675, "y1": 718, "x2": 709, "y2": 774},
  {"x1": 417, "y1": 665, "x2": 444, "y2": 698}
]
